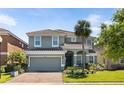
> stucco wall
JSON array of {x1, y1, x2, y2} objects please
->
[{"x1": 29, "y1": 36, "x2": 64, "y2": 49}]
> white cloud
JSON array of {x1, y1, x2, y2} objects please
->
[
  {"x1": 86, "y1": 14, "x2": 101, "y2": 25},
  {"x1": 0, "y1": 14, "x2": 17, "y2": 26},
  {"x1": 91, "y1": 26, "x2": 101, "y2": 37},
  {"x1": 104, "y1": 20, "x2": 112, "y2": 25}
]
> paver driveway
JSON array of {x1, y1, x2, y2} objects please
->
[{"x1": 8, "y1": 72, "x2": 63, "y2": 83}]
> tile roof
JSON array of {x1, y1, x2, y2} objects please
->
[
  {"x1": 62, "y1": 43, "x2": 83, "y2": 49},
  {"x1": 26, "y1": 29, "x2": 95, "y2": 39},
  {"x1": 27, "y1": 47, "x2": 63, "y2": 51}
]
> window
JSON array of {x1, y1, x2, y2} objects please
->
[
  {"x1": 87, "y1": 40, "x2": 92, "y2": 46},
  {"x1": 52, "y1": 36, "x2": 59, "y2": 47},
  {"x1": 71, "y1": 37, "x2": 76, "y2": 42},
  {"x1": 120, "y1": 59, "x2": 124, "y2": 63},
  {"x1": 89, "y1": 56, "x2": 93, "y2": 63},
  {"x1": 77, "y1": 55, "x2": 82, "y2": 66},
  {"x1": 34, "y1": 36, "x2": 41, "y2": 47},
  {"x1": 76, "y1": 55, "x2": 85, "y2": 66}
]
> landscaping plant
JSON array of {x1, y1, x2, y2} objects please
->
[
  {"x1": 6, "y1": 51, "x2": 27, "y2": 76},
  {"x1": 64, "y1": 67, "x2": 87, "y2": 78}
]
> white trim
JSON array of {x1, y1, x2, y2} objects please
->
[
  {"x1": 0, "y1": 52, "x2": 9, "y2": 55},
  {"x1": 28, "y1": 56, "x2": 63, "y2": 68},
  {"x1": 52, "y1": 35, "x2": 59, "y2": 47},
  {"x1": 34, "y1": 35, "x2": 41, "y2": 47},
  {"x1": 74, "y1": 53, "x2": 97, "y2": 56},
  {"x1": 25, "y1": 50, "x2": 65, "y2": 55}
]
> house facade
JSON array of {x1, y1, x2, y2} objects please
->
[
  {"x1": 0, "y1": 28, "x2": 28, "y2": 65},
  {"x1": 94, "y1": 46, "x2": 124, "y2": 69},
  {"x1": 26, "y1": 29, "x2": 97, "y2": 72}
]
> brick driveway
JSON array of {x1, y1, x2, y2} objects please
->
[{"x1": 8, "y1": 72, "x2": 63, "y2": 83}]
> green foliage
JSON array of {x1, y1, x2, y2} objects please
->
[
  {"x1": 1, "y1": 65, "x2": 6, "y2": 73},
  {"x1": 21, "y1": 63, "x2": 28, "y2": 72},
  {"x1": 97, "y1": 9, "x2": 124, "y2": 62},
  {"x1": 85, "y1": 63, "x2": 97, "y2": 73},
  {"x1": 0, "y1": 73, "x2": 12, "y2": 83},
  {"x1": 5, "y1": 64, "x2": 14, "y2": 72},
  {"x1": 64, "y1": 67, "x2": 87, "y2": 78},
  {"x1": 113, "y1": 9, "x2": 124, "y2": 23},
  {"x1": 7, "y1": 51, "x2": 27, "y2": 64},
  {"x1": 5, "y1": 64, "x2": 27, "y2": 73},
  {"x1": 74, "y1": 20, "x2": 92, "y2": 38},
  {"x1": 96, "y1": 63, "x2": 105, "y2": 71},
  {"x1": 64, "y1": 70, "x2": 124, "y2": 82}
]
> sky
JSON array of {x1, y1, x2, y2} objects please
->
[{"x1": 0, "y1": 8, "x2": 116, "y2": 43}]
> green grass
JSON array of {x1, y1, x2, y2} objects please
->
[
  {"x1": 0, "y1": 73, "x2": 12, "y2": 83},
  {"x1": 64, "y1": 70, "x2": 124, "y2": 82}
]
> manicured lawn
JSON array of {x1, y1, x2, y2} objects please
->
[
  {"x1": 0, "y1": 73, "x2": 12, "y2": 83},
  {"x1": 64, "y1": 70, "x2": 124, "y2": 82}
]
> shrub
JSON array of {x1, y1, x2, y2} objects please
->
[
  {"x1": 5, "y1": 64, "x2": 14, "y2": 72},
  {"x1": 85, "y1": 63, "x2": 97, "y2": 71},
  {"x1": 5, "y1": 64, "x2": 20, "y2": 72},
  {"x1": 64, "y1": 67, "x2": 87, "y2": 78},
  {"x1": 84, "y1": 69, "x2": 89, "y2": 74},
  {"x1": 96, "y1": 63, "x2": 105, "y2": 71},
  {"x1": 111, "y1": 64, "x2": 124, "y2": 70},
  {"x1": 0, "y1": 65, "x2": 7, "y2": 73},
  {"x1": 7, "y1": 51, "x2": 27, "y2": 64}
]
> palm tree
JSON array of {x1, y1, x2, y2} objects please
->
[{"x1": 74, "y1": 20, "x2": 92, "y2": 70}]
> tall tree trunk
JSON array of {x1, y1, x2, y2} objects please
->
[{"x1": 81, "y1": 36, "x2": 85, "y2": 70}]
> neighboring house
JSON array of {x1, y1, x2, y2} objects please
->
[
  {"x1": 94, "y1": 46, "x2": 124, "y2": 69},
  {"x1": 0, "y1": 28, "x2": 28, "y2": 65},
  {"x1": 26, "y1": 29, "x2": 97, "y2": 72}
]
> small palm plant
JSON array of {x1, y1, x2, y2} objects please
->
[{"x1": 74, "y1": 20, "x2": 92, "y2": 70}]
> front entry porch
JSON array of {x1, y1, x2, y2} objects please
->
[{"x1": 65, "y1": 49, "x2": 97, "y2": 67}]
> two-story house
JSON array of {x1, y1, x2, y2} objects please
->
[
  {"x1": 0, "y1": 28, "x2": 28, "y2": 65},
  {"x1": 26, "y1": 29, "x2": 97, "y2": 72}
]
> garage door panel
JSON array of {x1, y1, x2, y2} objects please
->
[{"x1": 30, "y1": 57, "x2": 61, "y2": 72}]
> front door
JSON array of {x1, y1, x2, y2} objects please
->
[{"x1": 65, "y1": 51, "x2": 74, "y2": 67}]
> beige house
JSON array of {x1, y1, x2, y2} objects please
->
[{"x1": 94, "y1": 46, "x2": 124, "y2": 69}]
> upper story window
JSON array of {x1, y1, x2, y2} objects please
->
[
  {"x1": 71, "y1": 37, "x2": 76, "y2": 42},
  {"x1": 87, "y1": 40, "x2": 92, "y2": 46},
  {"x1": 34, "y1": 36, "x2": 41, "y2": 47},
  {"x1": 52, "y1": 36, "x2": 59, "y2": 47}
]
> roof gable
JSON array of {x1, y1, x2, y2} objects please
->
[
  {"x1": 26, "y1": 29, "x2": 95, "y2": 39},
  {"x1": 0, "y1": 28, "x2": 28, "y2": 45}
]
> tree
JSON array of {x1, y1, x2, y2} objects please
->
[
  {"x1": 113, "y1": 9, "x2": 124, "y2": 23},
  {"x1": 7, "y1": 51, "x2": 27, "y2": 64},
  {"x1": 97, "y1": 9, "x2": 124, "y2": 62},
  {"x1": 74, "y1": 20, "x2": 92, "y2": 69}
]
